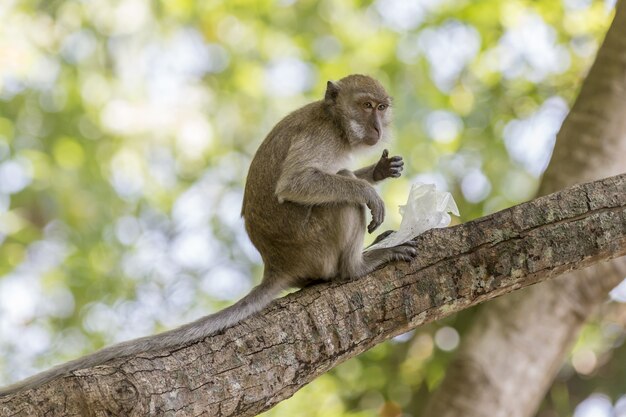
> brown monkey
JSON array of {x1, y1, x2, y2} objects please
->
[
  {"x1": 0, "y1": 74, "x2": 414, "y2": 396},
  {"x1": 242, "y1": 74, "x2": 415, "y2": 294}
]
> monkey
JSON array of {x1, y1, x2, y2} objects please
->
[{"x1": 0, "y1": 74, "x2": 415, "y2": 397}]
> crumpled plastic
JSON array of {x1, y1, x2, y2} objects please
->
[{"x1": 366, "y1": 183, "x2": 460, "y2": 251}]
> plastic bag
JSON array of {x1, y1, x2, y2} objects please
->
[{"x1": 366, "y1": 183, "x2": 459, "y2": 251}]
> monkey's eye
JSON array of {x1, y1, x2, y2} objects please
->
[
  {"x1": 377, "y1": 104, "x2": 388, "y2": 111},
  {"x1": 363, "y1": 102, "x2": 373, "y2": 109}
]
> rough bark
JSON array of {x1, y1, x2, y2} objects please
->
[
  {"x1": 422, "y1": 3, "x2": 626, "y2": 417},
  {"x1": 1, "y1": 174, "x2": 625, "y2": 417}
]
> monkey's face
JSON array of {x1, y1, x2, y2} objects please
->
[
  {"x1": 341, "y1": 92, "x2": 392, "y2": 147},
  {"x1": 327, "y1": 75, "x2": 393, "y2": 148},
  {"x1": 353, "y1": 95, "x2": 392, "y2": 146}
]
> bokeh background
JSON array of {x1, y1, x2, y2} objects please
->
[{"x1": 1, "y1": 0, "x2": 625, "y2": 416}]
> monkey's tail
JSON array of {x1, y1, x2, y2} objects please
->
[{"x1": 0, "y1": 280, "x2": 284, "y2": 397}]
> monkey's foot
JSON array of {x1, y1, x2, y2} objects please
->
[
  {"x1": 386, "y1": 243, "x2": 418, "y2": 262},
  {"x1": 364, "y1": 243, "x2": 417, "y2": 265}
]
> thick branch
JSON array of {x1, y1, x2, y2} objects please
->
[{"x1": 2, "y1": 173, "x2": 626, "y2": 417}]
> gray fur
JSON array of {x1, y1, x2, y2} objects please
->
[{"x1": 0, "y1": 74, "x2": 415, "y2": 397}]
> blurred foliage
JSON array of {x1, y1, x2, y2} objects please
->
[{"x1": 0, "y1": 0, "x2": 623, "y2": 415}]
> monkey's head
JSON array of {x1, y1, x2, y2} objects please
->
[{"x1": 325, "y1": 74, "x2": 392, "y2": 148}]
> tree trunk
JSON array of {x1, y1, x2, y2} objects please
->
[
  {"x1": 422, "y1": 3, "x2": 626, "y2": 417},
  {"x1": 1, "y1": 174, "x2": 625, "y2": 416}
]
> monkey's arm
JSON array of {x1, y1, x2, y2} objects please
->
[
  {"x1": 276, "y1": 167, "x2": 385, "y2": 232},
  {"x1": 353, "y1": 164, "x2": 378, "y2": 183},
  {"x1": 276, "y1": 167, "x2": 372, "y2": 205},
  {"x1": 354, "y1": 149, "x2": 404, "y2": 184}
]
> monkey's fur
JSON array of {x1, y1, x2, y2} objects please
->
[{"x1": 0, "y1": 74, "x2": 415, "y2": 397}]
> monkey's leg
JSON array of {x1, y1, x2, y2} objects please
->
[
  {"x1": 334, "y1": 169, "x2": 416, "y2": 278},
  {"x1": 338, "y1": 205, "x2": 416, "y2": 279}
]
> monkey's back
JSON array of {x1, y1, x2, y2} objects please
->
[{"x1": 242, "y1": 101, "x2": 350, "y2": 278}]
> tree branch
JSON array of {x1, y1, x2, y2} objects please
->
[{"x1": 2, "y1": 173, "x2": 626, "y2": 417}]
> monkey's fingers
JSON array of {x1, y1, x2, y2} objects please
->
[
  {"x1": 366, "y1": 192, "x2": 385, "y2": 233},
  {"x1": 381, "y1": 149, "x2": 389, "y2": 159},
  {"x1": 388, "y1": 245, "x2": 418, "y2": 262},
  {"x1": 390, "y1": 165, "x2": 403, "y2": 178},
  {"x1": 367, "y1": 212, "x2": 380, "y2": 232},
  {"x1": 368, "y1": 210, "x2": 384, "y2": 233},
  {"x1": 389, "y1": 156, "x2": 403, "y2": 162}
]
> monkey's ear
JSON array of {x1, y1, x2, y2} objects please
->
[{"x1": 325, "y1": 81, "x2": 340, "y2": 103}]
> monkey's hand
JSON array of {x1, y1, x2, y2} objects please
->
[
  {"x1": 372, "y1": 149, "x2": 404, "y2": 182},
  {"x1": 365, "y1": 187, "x2": 385, "y2": 233}
]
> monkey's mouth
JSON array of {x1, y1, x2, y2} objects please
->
[
  {"x1": 366, "y1": 127, "x2": 381, "y2": 145},
  {"x1": 365, "y1": 134, "x2": 380, "y2": 146}
]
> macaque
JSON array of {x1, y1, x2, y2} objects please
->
[{"x1": 0, "y1": 74, "x2": 415, "y2": 397}]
